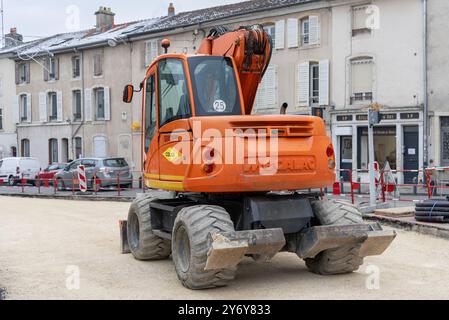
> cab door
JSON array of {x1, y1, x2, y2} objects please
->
[
  {"x1": 157, "y1": 58, "x2": 192, "y2": 189},
  {"x1": 143, "y1": 68, "x2": 160, "y2": 182}
]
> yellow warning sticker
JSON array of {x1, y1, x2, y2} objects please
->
[{"x1": 163, "y1": 147, "x2": 183, "y2": 164}]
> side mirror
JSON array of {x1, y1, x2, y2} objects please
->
[{"x1": 123, "y1": 85, "x2": 134, "y2": 103}]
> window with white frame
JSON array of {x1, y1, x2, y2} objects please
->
[
  {"x1": 17, "y1": 63, "x2": 29, "y2": 84},
  {"x1": 49, "y1": 138, "x2": 58, "y2": 164},
  {"x1": 145, "y1": 39, "x2": 159, "y2": 67},
  {"x1": 94, "y1": 53, "x2": 103, "y2": 76},
  {"x1": 0, "y1": 107, "x2": 3, "y2": 130},
  {"x1": 21, "y1": 139, "x2": 30, "y2": 157},
  {"x1": 19, "y1": 94, "x2": 28, "y2": 123},
  {"x1": 352, "y1": 5, "x2": 371, "y2": 36},
  {"x1": 94, "y1": 88, "x2": 105, "y2": 120},
  {"x1": 351, "y1": 57, "x2": 373, "y2": 104},
  {"x1": 72, "y1": 90, "x2": 82, "y2": 121},
  {"x1": 300, "y1": 16, "x2": 320, "y2": 46},
  {"x1": 72, "y1": 56, "x2": 81, "y2": 78},
  {"x1": 297, "y1": 60, "x2": 329, "y2": 107},
  {"x1": 254, "y1": 65, "x2": 278, "y2": 112},
  {"x1": 74, "y1": 137, "x2": 82, "y2": 159},
  {"x1": 49, "y1": 58, "x2": 56, "y2": 80},
  {"x1": 310, "y1": 63, "x2": 319, "y2": 104},
  {"x1": 48, "y1": 92, "x2": 58, "y2": 121}
]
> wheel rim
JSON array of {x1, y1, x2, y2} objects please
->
[
  {"x1": 8, "y1": 177, "x2": 14, "y2": 186},
  {"x1": 129, "y1": 211, "x2": 140, "y2": 250},
  {"x1": 175, "y1": 225, "x2": 191, "y2": 273}
]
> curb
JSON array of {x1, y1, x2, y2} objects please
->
[
  {"x1": 0, "y1": 193, "x2": 134, "y2": 203},
  {"x1": 365, "y1": 214, "x2": 449, "y2": 240}
]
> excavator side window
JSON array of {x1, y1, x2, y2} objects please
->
[
  {"x1": 145, "y1": 75, "x2": 156, "y2": 153},
  {"x1": 158, "y1": 59, "x2": 191, "y2": 127}
]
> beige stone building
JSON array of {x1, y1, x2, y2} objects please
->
[
  {"x1": 427, "y1": 0, "x2": 449, "y2": 167},
  {"x1": 3, "y1": 0, "x2": 438, "y2": 184}
]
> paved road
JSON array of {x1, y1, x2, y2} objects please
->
[{"x1": 1, "y1": 196, "x2": 449, "y2": 300}]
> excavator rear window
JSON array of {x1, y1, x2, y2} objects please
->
[{"x1": 188, "y1": 56, "x2": 242, "y2": 116}]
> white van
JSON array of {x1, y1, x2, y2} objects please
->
[{"x1": 0, "y1": 157, "x2": 41, "y2": 186}]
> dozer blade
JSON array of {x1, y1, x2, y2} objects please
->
[
  {"x1": 205, "y1": 229, "x2": 286, "y2": 271},
  {"x1": 297, "y1": 223, "x2": 396, "y2": 259}
]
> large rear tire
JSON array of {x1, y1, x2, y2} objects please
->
[
  {"x1": 172, "y1": 205, "x2": 237, "y2": 290},
  {"x1": 304, "y1": 200, "x2": 364, "y2": 275},
  {"x1": 127, "y1": 195, "x2": 171, "y2": 261}
]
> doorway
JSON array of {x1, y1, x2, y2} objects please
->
[
  {"x1": 403, "y1": 126, "x2": 419, "y2": 184},
  {"x1": 340, "y1": 136, "x2": 353, "y2": 182},
  {"x1": 441, "y1": 117, "x2": 449, "y2": 167}
]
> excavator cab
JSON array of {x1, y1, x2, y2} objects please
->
[{"x1": 120, "y1": 26, "x2": 396, "y2": 290}]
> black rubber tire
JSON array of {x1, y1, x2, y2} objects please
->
[
  {"x1": 172, "y1": 205, "x2": 236, "y2": 290},
  {"x1": 127, "y1": 195, "x2": 171, "y2": 261},
  {"x1": 416, "y1": 206, "x2": 449, "y2": 212},
  {"x1": 304, "y1": 200, "x2": 364, "y2": 275}
]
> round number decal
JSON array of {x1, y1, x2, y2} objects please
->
[{"x1": 213, "y1": 100, "x2": 226, "y2": 112}]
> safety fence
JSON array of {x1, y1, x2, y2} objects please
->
[
  {"x1": 1, "y1": 167, "x2": 449, "y2": 201},
  {"x1": 329, "y1": 167, "x2": 449, "y2": 204},
  {"x1": 0, "y1": 170, "x2": 149, "y2": 197}
]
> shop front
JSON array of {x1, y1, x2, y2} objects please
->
[{"x1": 331, "y1": 109, "x2": 424, "y2": 185}]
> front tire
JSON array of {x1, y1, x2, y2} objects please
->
[
  {"x1": 304, "y1": 200, "x2": 364, "y2": 275},
  {"x1": 127, "y1": 195, "x2": 171, "y2": 260},
  {"x1": 172, "y1": 205, "x2": 237, "y2": 290}
]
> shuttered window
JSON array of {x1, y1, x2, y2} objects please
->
[
  {"x1": 301, "y1": 16, "x2": 320, "y2": 46},
  {"x1": 145, "y1": 40, "x2": 159, "y2": 67},
  {"x1": 94, "y1": 53, "x2": 103, "y2": 76},
  {"x1": 351, "y1": 58, "x2": 373, "y2": 103},
  {"x1": 16, "y1": 63, "x2": 30, "y2": 84},
  {"x1": 72, "y1": 56, "x2": 81, "y2": 78},
  {"x1": 297, "y1": 60, "x2": 329, "y2": 107},
  {"x1": 254, "y1": 65, "x2": 278, "y2": 112},
  {"x1": 19, "y1": 94, "x2": 28, "y2": 123},
  {"x1": 73, "y1": 90, "x2": 82, "y2": 121},
  {"x1": 274, "y1": 20, "x2": 285, "y2": 50},
  {"x1": 0, "y1": 108, "x2": 3, "y2": 130},
  {"x1": 93, "y1": 87, "x2": 110, "y2": 121},
  {"x1": 287, "y1": 19, "x2": 298, "y2": 48},
  {"x1": 48, "y1": 92, "x2": 58, "y2": 121},
  {"x1": 353, "y1": 5, "x2": 370, "y2": 34}
]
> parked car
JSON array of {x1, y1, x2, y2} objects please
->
[
  {"x1": 36, "y1": 163, "x2": 67, "y2": 186},
  {"x1": 0, "y1": 157, "x2": 41, "y2": 186},
  {"x1": 54, "y1": 158, "x2": 133, "y2": 191}
]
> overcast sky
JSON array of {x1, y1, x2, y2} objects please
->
[{"x1": 1, "y1": 0, "x2": 242, "y2": 40}]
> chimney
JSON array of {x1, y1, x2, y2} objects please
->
[
  {"x1": 168, "y1": 3, "x2": 175, "y2": 17},
  {"x1": 95, "y1": 7, "x2": 115, "y2": 32},
  {"x1": 5, "y1": 28, "x2": 23, "y2": 48}
]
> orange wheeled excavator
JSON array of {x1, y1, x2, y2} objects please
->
[{"x1": 121, "y1": 25, "x2": 396, "y2": 290}]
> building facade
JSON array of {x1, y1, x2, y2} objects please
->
[
  {"x1": 329, "y1": 0, "x2": 425, "y2": 185},
  {"x1": 0, "y1": 56, "x2": 18, "y2": 159},
  {"x1": 427, "y1": 0, "x2": 449, "y2": 168}
]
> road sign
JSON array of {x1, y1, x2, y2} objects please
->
[{"x1": 78, "y1": 165, "x2": 87, "y2": 193}]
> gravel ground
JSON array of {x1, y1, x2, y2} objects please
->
[{"x1": 1, "y1": 196, "x2": 449, "y2": 300}]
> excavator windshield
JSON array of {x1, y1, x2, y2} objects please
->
[{"x1": 188, "y1": 56, "x2": 242, "y2": 116}]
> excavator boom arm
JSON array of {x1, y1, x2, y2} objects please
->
[{"x1": 197, "y1": 25, "x2": 273, "y2": 115}]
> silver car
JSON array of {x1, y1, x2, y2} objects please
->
[{"x1": 54, "y1": 158, "x2": 133, "y2": 191}]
